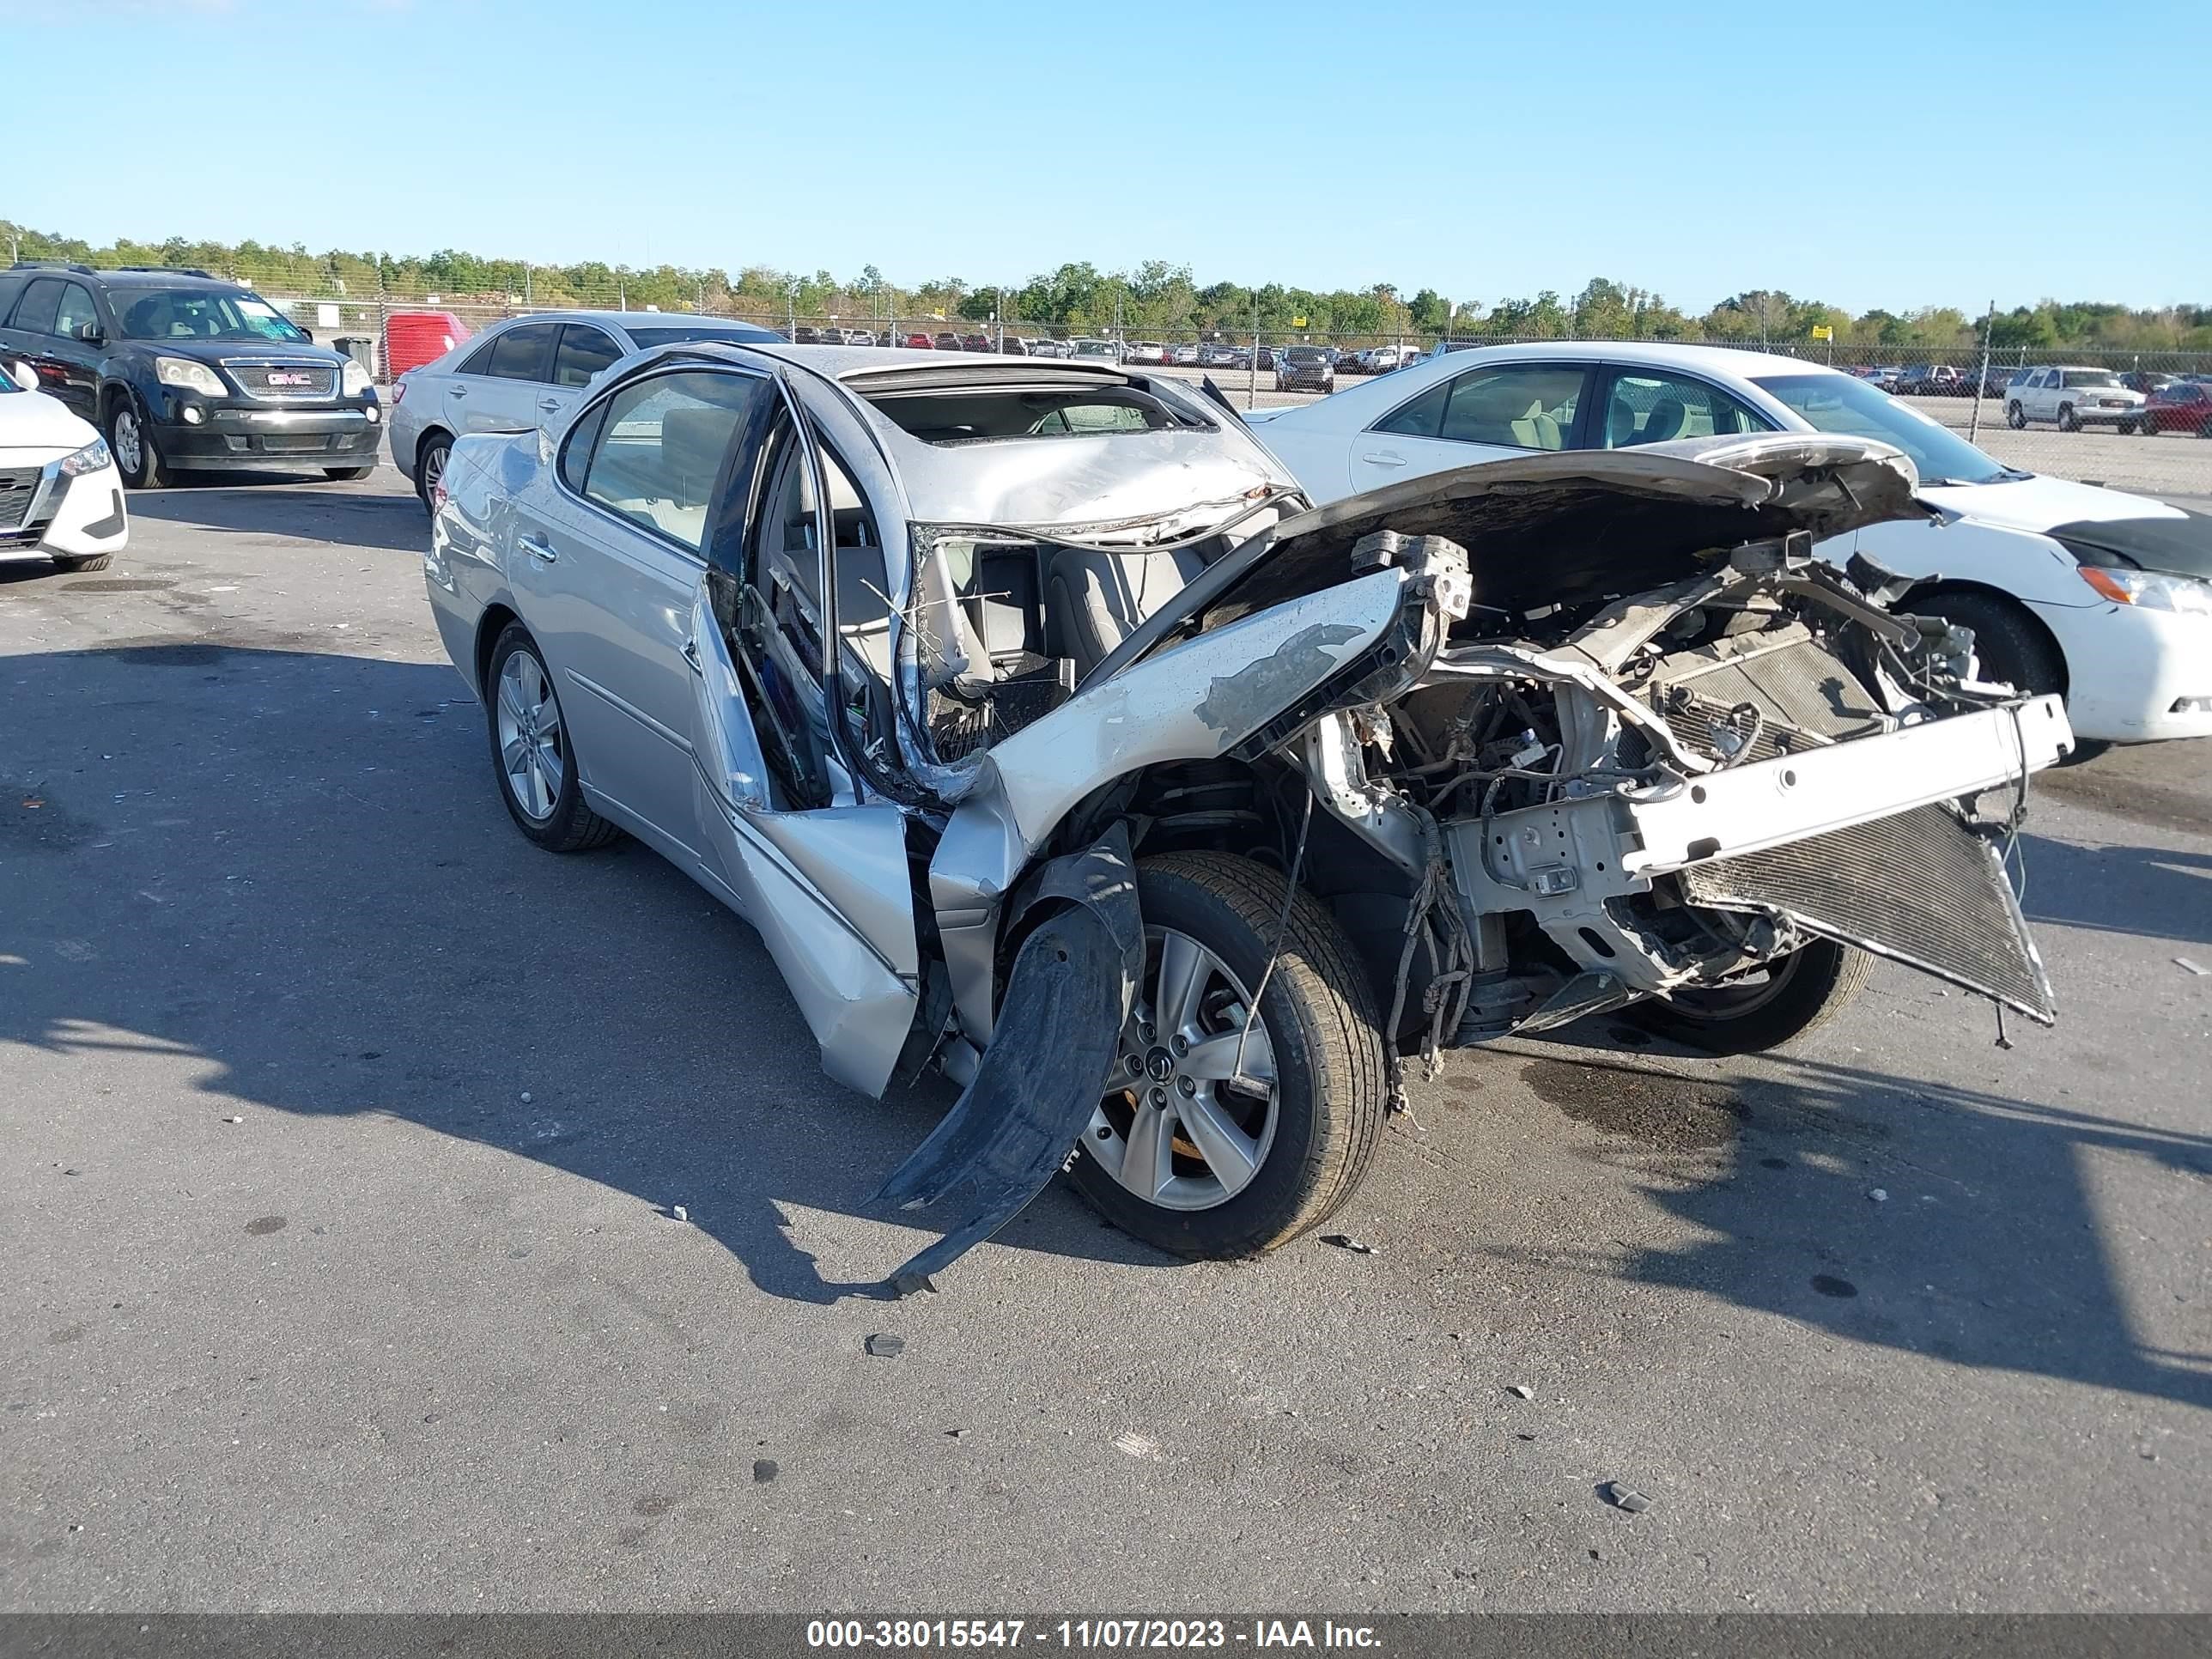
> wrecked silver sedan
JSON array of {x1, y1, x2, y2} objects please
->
[{"x1": 423, "y1": 343, "x2": 2074, "y2": 1289}]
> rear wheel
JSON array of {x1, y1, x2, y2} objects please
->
[
  {"x1": 1066, "y1": 852, "x2": 1389, "y2": 1261},
  {"x1": 483, "y1": 624, "x2": 622, "y2": 853},
  {"x1": 415, "y1": 432, "x2": 453, "y2": 512},
  {"x1": 1627, "y1": 939, "x2": 1871, "y2": 1054},
  {"x1": 2006, "y1": 401, "x2": 2026, "y2": 429},
  {"x1": 106, "y1": 397, "x2": 170, "y2": 489}
]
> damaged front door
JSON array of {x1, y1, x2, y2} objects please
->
[{"x1": 684, "y1": 382, "x2": 920, "y2": 1100}]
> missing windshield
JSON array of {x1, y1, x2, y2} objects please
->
[{"x1": 864, "y1": 386, "x2": 1206, "y2": 447}]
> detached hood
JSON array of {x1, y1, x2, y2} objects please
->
[{"x1": 1204, "y1": 432, "x2": 1926, "y2": 625}]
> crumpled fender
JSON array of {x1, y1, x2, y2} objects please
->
[{"x1": 871, "y1": 824, "x2": 1144, "y2": 1294}]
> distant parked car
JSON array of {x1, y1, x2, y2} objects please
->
[
  {"x1": 1195, "y1": 343, "x2": 1241, "y2": 369},
  {"x1": 2119, "y1": 371, "x2": 2176, "y2": 398},
  {"x1": 2139, "y1": 380, "x2": 2212, "y2": 436},
  {"x1": 1364, "y1": 344, "x2": 1422, "y2": 374},
  {"x1": 932, "y1": 332, "x2": 962, "y2": 352},
  {"x1": 2004, "y1": 366, "x2": 2148, "y2": 432},
  {"x1": 1273, "y1": 345, "x2": 1335, "y2": 393},
  {"x1": 1122, "y1": 341, "x2": 1166, "y2": 365},
  {"x1": 1070, "y1": 339, "x2": 1123, "y2": 364},
  {"x1": 386, "y1": 307, "x2": 779, "y2": 508},
  {"x1": 957, "y1": 333, "x2": 993, "y2": 355},
  {"x1": 1169, "y1": 343, "x2": 1200, "y2": 366},
  {"x1": 385, "y1": 310, "x2": 473, "y2": 379},
  {"x1": 1895, "y1": 364, "x2": 1967, "y2": 397}
]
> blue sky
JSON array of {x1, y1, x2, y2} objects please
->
[{"x1": 4, "y1": 0, "x2": 2204, "y2": 315}]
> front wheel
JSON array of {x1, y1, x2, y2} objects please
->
[
  {"x1": 2006, "y1": 401, "x2": 2027, "y2": 430},
  {"x1": 1066, "y1": 852, "x2": 1389, "y2": 1261},
  {"x1": 2057, "y1": 403, "x2": 2078, "y2": 432},
  {"x1": 1626, "y1": 939, "x2": 1872, "y2": 1054},
  {"x1": 106, "y1": 398, "x2": 170, "y2": 489}
]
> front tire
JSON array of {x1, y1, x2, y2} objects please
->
[
  {"x1": 2006, "y1": 401, "x2": 2026, "y2": 429},
  {"x1": 1626, "y1": 939, "x2": 1871, "y2": 1054},
  {"x1": 106, "y1": 397, "x2": 170, "y2": 489},
  {"x1": 1066, "y1": 852, "x2": 1389, "y2": 1261},
  {"x1": 483, "y1": 624, "x2": 622, "y2": 853},
  {"x1": 54, "y1": 551, "x2": 115, "y2": 573},
  {"x1": 2057, "y1": 403, "x2": 2078, "y2": 432},
  {"x1": 1918, "y1": 590, "x2": 2106, "y2": 765}
]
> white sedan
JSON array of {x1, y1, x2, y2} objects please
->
[
  {"x1": 1247, "y1": 343, "x2": 2212, "y2": 751},
  {"x1": 0, "y1": 360, "x2": 129, "y2": 573}
]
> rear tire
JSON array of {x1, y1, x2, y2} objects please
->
[
  {"x1": 324, "y1": 465, "x2": 374, "y2": 481},
  {"x1": 1066, "y1": 852, "x2": 1389, "y2": 1261},
  {"x1": 415, "y1": 432, "x2": 453, "y2": 512},
  {"x1": 483, "y1": 624, "x2": 623, "y2": 853},
  {"x1": 2006, "y1": 401, "x2": 2026, "y2": 430},
  {"x1": 1626, "y1": 939, "x2": 1871, "y2": 1054}
]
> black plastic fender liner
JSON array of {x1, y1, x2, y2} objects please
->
[{"x1": 872, "y1": 826, "x2": 1143, "y2": 1292}]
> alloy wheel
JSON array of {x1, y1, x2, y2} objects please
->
[
  {"x1": 495, "y1": 650, "x2": 567, "y2": 822},
  {"x1": 1087, "y1": 926, "x2": 1280, "y2": 1212},
  {"x1": 112, "y1": 408, "x2": 144, "y2": 477}
]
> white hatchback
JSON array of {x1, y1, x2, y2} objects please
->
[{"x1": 1248, "y1": 343, "x2": 2212, "y2": 750}]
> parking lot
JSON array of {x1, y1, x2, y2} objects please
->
[{"x1": 3, "y1": 465, "x2": 2209, "y2": 1613}]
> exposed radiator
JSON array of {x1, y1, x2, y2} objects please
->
[{"x1": 1676, "y1": 804, "x2": 2054, "y2": 1022}]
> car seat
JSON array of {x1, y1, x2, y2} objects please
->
[{"x1": 1047, "y1": 547, "x2": 1206, "y2": 679}]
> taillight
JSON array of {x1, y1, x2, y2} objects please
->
[{"x1": 391, "y1": 380, "x2": 406, "y2": 404}]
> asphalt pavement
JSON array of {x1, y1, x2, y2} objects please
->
[{"x1": 3, "y1": 467, "x2": 2209, "y2": 1613}]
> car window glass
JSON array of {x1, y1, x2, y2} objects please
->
[
  {"x1": 1389, "y1": 364, "x2": 1584, "y2": 449},
  {"x1": 486, "y1": 322, "x2": 559, "y2": 382},
  {"x1": 52, "y1": 283, "x2": 99, "y2": 338},
  {"x1": 580, "y1": 369, "x2": 769, "y2": 553},
  {"x1": 558, "y1": 399, "x2": 610, "y2": 494},
  {"x1": 1372, "y1": 378, "x2": 1450, "y2": 438},
  {"x1": 457, "y1": 338, "x2": 500, "y2": 376},
  {"x1": 1601, "y1": 371, "x2": 1765, "y2": 448},
  {"x1": 13, "y1": 279, "x2": 62, "y2": 336},
  {"x1": 553, "y1": 325, "x2": 621, "y2": 388}
]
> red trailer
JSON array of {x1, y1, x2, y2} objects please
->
[{"x1": 384, "y1": 311, "x2": 472, "y2": 378}]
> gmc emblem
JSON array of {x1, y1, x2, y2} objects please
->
[{"x1": 267, "y1": 371, "x2": 312, "y2": 386}]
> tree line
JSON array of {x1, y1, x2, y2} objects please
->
[{"x1": 5, "y1": 221, "x2": 2205, "y2": 351}]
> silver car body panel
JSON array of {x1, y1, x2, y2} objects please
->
[{"x1": 425, "y1": 349, "x2": 2071, "y2": 1288}]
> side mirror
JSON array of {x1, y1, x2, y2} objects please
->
[
  {"x1": 296, "y1": 326, "x2": 315, "y2": 343},
  {"x1": 8, "y1": 360, "x2": 38, "y2": 392},
  {"x1": 75, "y1": 320, "x2": 105, "y2": 345}
]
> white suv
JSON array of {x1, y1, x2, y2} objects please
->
[{"x1": 2004, "y1": 365, "x2": 2148, "y2": 433}]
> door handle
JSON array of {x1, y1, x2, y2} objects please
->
[
  {"x1": 537, "y1": 397, "x2": 562, "y2": 413},
  {"x1": 682, "y1": 636, "x2": 702, "y2": 674},
  {"x1": 517, "y1": 533, "x2": 558, "y2": 565},
  {"x1": 446, "y1": 385, "x2": 467, "y2": 398},
  {"x1": 1361, "y1": 450, "x2": 1407, "y2": 467}
]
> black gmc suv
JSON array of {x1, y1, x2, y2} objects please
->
[{"x1": 0, "y1": 263, "x2": 381, "y2": 488}]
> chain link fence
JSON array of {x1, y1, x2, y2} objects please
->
[{"x1": 252, "y1": 276, "x2": 2210, "y2": 501}]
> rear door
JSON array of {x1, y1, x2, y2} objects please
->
[
  {"x1": 547, "y1": 322, "x2": 622, "y2": 416},
  {"x1": 1348, "y1": 359, "x2": 1592, "y2": 494},
  {"x1": 452, "y1": 319, "x2": 562, "y2": 435},
  {"x1": 7, "y1": 279, "x2": 103, "y2": 418},
  {"x1": 510, "y1": 364, "x2": 774, "y2": 848}
]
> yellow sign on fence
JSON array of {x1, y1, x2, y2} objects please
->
[
  {"x1": 1810, "y1": 325, "x2": 1833, "y2": 341},
  {"x1": 1291, "y1": 315, "x2": 1308, "y2": 329}
]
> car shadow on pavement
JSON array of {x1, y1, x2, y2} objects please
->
[
  {"x1": 1514, "y1": 1025, "x2": 2212, "y2": 1414},
  {"x1": 0, "y1": 642, "x2": 1160, "y2": 1312},
  {"x1": 124, "y1": 483, "x2": 428, "y2": 553},
  {"x1": 5, "y1": 641, "x2": 2208, "y2": 1388},
  {"x1": 2016, "y1": 832, "x2": 2212, "y2": 949}
]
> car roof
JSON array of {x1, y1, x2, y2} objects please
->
[
  {"x1": 1437, "y1": 339, "x2": 1850, "y2": 380},
  {"x1": 482, "y1": 309, "x2": 777, "y2": 335}
]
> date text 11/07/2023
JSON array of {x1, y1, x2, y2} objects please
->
[{"x1": 805, "y1": 1619, "x2": 1383, "y2": 1650}]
